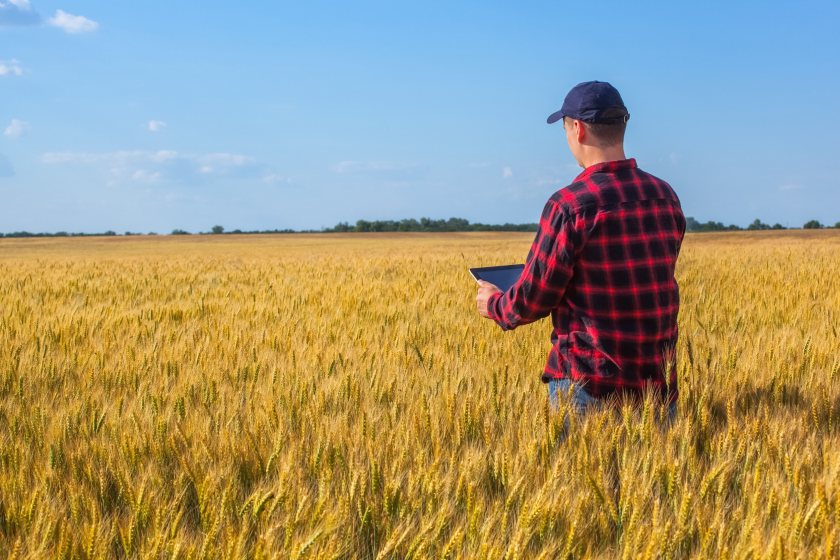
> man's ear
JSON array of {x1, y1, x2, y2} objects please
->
[{"x1": 574, "y1": 119, "x2": 586, "y2": 143}]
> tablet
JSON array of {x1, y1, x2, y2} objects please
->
[{"x1": 469, "y1": 264, "x2": 525, "y2": 292}]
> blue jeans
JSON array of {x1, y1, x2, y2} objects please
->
[
  {"x1": 547, "y1": 378, "x2": 600, "y2": 415},
  {"x1": 547, "y1": 378, "x2": 677, "y2": 422}
]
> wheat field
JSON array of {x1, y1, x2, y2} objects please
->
[{"x1": 1, "y1": 230, "x2": 839, "y2": 559}]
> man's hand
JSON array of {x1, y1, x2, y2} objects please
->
[{"x1": 476, "y1": 280, "x2": 502, "y2": 319}]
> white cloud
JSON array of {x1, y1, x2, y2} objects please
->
[
  {"x1": 3, "y1": 119, "x2": 29, "y2": 139},
  {"x1": 149, "y1": 150, "x2": 178, "y2": 163},
  {"x1": 41, "y1": 149, "x2": 276, "y2": 185},
  {"x1": 196, "y1": 153, "x2": 255, "y2": 166},
  {"x1": 1, "y1": 3, "x2": 99, "y2": 32},
  {"x1": 40, "y1": 151, "x2": 103, "y2": 164},
  {"x1": 0, "y1": 0, "x2": 39, "y2": 25},
  {"x1": 778, "y1": 184, "x2": 804, "y2": 192},
  {"x1": 42, "y1": 150, "x2": 195, "y2": 165},
  {"x1": 502, "y1": 166, "x2": 513, "y2": 179},
  {"x1": 262, "y1": 173, "x2": 290, "y2": 185},
  {"x1": 147, "y1": 120, "x2": 167, "y2": 132},
  {"x1": 0, "y1": 59, "x2": 23, "y2": 76},
  {"x1": 47, "y1": 9, "x2": 98, "y2": 34},
  {"x1": 130, "y1": 169, "x2": 161, "y2": 183}
]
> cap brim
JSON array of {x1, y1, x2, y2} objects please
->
[{"x1": 546, "y1": 109, "x2": 565, "y2": 124}]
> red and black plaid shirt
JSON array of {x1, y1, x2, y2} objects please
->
[{"x1": 487, "y1": 158, "x2": 685, "y2": 402}]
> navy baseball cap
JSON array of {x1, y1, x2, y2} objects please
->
[{"x1": 547, "y1": 81, "x2": 629, "y2": 125}]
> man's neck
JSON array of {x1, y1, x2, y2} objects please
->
[{"x1": 579, "y1": 147, "x2": 627, "y2": 169}]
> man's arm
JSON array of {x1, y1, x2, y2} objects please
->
[{"x1": 478, "y1": 199, "x2": 578, "y2": 330}]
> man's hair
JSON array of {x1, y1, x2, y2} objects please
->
[
  {"x1": 576, "y1": 107, "x2": 628, "y2": 147},
  {"x1": 583, "y1": 120, "x2": 626, "y2": 147}
]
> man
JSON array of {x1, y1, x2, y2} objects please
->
[{"x1": 476, "y1": 81, "x2": 685, "y2": 417}]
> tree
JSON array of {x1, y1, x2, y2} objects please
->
[
  {"x1": 211, "y1": 225, "x2": 225, "y2": 234},
  {"x1": 446, "y1": 217, "x2": 470, "y2": 231},
  {"x1": 747, "y1": 219, "x2": 770, "y2": 231},
  {"x1": 171, "y1": 229, "x2": 190, "y2": 235},
  {"x1": 803, "y1": 220, "x2": 823, "y2": 229},
  {"x1": 834, "y1": 221, "x2": 840, "y2": 229},
  {"x1": 684, "y1": 217, "x2": 742, "y2": 232}
]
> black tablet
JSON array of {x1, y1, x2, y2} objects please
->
[{"x1": 469, "y1": 264, "x2": 525, "y2": 292}]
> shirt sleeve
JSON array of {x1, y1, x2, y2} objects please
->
[{"x1": 487, "y1": 198, "x2": 578, "y2": 331}]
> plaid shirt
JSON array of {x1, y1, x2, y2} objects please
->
[{"x1": 487, "y1": 158, "x2": 685, "y2": 402}]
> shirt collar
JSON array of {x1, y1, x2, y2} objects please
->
[{"x1": 574, "y1": 158, "x2": 637, "y2": 181}]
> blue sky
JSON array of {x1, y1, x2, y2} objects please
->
[{"x1": 2, "y1": 1, "x2": 839, "y2": 233}]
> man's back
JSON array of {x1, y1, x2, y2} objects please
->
[
  {"x1": 550, "y1": 158, "x2": 685, "y2": 400},
  {"x1": 487, "y1": 158, "x2": 685, "y2": 402}
]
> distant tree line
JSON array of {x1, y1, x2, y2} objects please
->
[
  {"x1": 0, "y1": 227, "x2": 308, "y2": 238},
  {"x1": 171, "y1": 227, "x2": 304, "y2": 235},
  {"x1": 686, "y1": 217, "x2": 784, "y2": 232},
  {"x1": 0, "y1": 230, "x2": 121, "y2": 238},
  {"x1": 3, "y1": 217, "x2": 840, "y2": 238},
  {"x1": 324, "y1": 217, "x2": 538, "y2": 233},
  {"x1": 685, "y1": 217, "x2": 840, "y2": 232}
]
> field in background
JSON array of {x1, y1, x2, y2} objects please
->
[{"x1": 1, "y1": 230, "x2": 839, "y2": 559}]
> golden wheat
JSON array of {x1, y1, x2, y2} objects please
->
[{"x1": 0, "y1": 230, "x2": 839, "y2": 559}]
